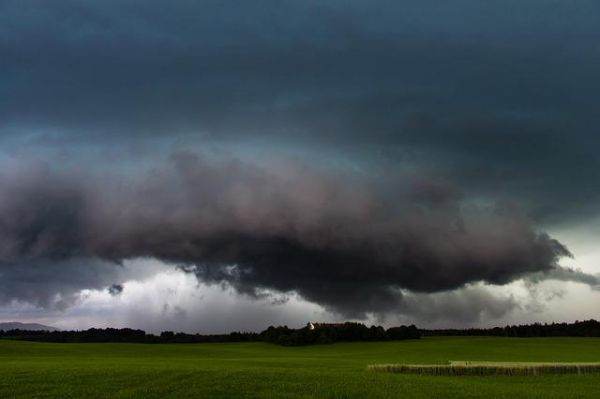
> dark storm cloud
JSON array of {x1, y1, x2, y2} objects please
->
[
  {"x1": 2, "y1": 0, "x2": 600, "y2": 224},
  {"x1": 0, "y1": 153, "x2": 581, "y2": 316},
  {"x1": 2, "y1": 1, "x2": 600, "y2": 320}
]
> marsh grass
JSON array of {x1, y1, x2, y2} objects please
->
[{"x1": 368, "y1": 361, "x2": 600, "y2": 376}]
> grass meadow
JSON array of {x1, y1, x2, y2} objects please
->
[{"x1": 2, "y1": 336, "x2": 600, "y2": 398}]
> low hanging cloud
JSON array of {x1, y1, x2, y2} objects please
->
[
  {"x1": 107, "y1": 284, "x2": 124, "y2": 296},
  {"x1": 0, "y1": 152, "x2": 580, "y2": 317},
  {"x1": 395, "y1": 286, "x2": 520, "y2": 325}
]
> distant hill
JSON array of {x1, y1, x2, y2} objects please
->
[{"x1": 0, "y1": 322, "x2": 59, "y2": 331}]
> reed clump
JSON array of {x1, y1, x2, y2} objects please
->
[{"x1": 367, "y1": 361, "x2": 600, "y2": 376}]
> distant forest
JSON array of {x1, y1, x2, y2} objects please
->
[
  {"x1": 0, "y1": 322, "x2": 418, "y2": 346},
  {"x1": 421, "y1": 319, "x2": 600, "y2": 338},
  {"x1": 2, "y1": 320, "x2": 600, "y2": 346}
]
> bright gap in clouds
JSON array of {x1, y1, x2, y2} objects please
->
[
  {"x1": 2, "y1": 256, "x2": 600, "y2": 333},
  {"x1": 36, "y1": 265, "x2": 328, "y2": 334}
]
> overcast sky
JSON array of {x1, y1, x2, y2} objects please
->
[{"x1": 1, "y1": 0, "x2": 600, "y2": 333}]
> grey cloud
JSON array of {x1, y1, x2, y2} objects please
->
[
  {"x1": 1, "y1": 1, "x2": 600, "y2": 324},
  {"x1": 0, "y1": 259, "x2": 122, "y2": 309},
  {"x1": 1, "y1": 1, "x2": 599, "y2": 226},
  {"x1": 397, "y1": 287, "x2": 520, "y2": 324},
  {"x1": 527, "y1": 267, "x2": 600, "y2": 288},
  {"x1": 0, "y1": 153, "x2": 575, "y2": 316},
  {"x1": 108, "y1": 284, "x2": 124, "y2": 296}
]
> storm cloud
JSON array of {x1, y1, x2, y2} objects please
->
[
  {"x1": 0, "y1": 153, "x2": 575, "y2": 316},
  {"x1": 1, "y1": 1, "x2": 600, "y2": 325},
  {"x1": 2, "y1": 0, "x2": 600, "y2": 223}
]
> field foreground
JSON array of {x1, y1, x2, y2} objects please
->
[{"x1": 2, "y1": 336, "x2": 600, "y2": 398}]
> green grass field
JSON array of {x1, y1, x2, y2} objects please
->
[{"x1": 2, "y1": 336, "x2": 600, "y2": 398}]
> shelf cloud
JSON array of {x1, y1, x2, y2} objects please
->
[
  {"x1": 1, "y1": 0, "x2": 600, "y2": 327},
  {"x1": 0, "y1": 153, "x2": 582, "y2": 317}
]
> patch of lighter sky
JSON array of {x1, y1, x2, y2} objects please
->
[
  {"x1": 551, "y1": 215, "x2": 600, "y2": 275},
  {"x1": 36, "y1": 268, "x2": 327, "y2": 334}
]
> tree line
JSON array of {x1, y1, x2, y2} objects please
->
[
  {"x1": 421, "y1": 320, "x2": 600, "y2": 338},
  {"x1": 3, "y1": 320, "x2": 600, "y2": 345},
  {"x1": 0, "y1": 327, "x2": 259, "y2": 344},
  {"x1": 0, "y1": 322, "x2": 419, "y2": 346},
  {"x1": 261, "y1": 323, "x2": 420, "y2": 346}
]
